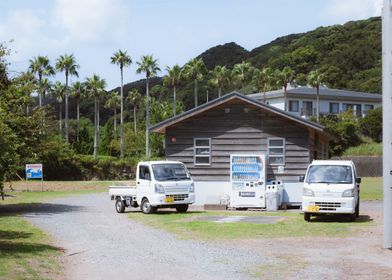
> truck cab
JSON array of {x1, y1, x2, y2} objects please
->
[
  {"x1": 302, "y1": 160, "x2": 361, "y2": 222},
  {"x1": 110, "y1": 161, "x2": 195, "y2": 214}
]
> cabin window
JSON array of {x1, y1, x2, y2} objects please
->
[
  {"x1": 194, "y1": 138, "x2": 211, "y2": 165},
  {"x1": 268, "y1": 138, "x2": 285, "y2": 165},
  {"x1": 289, "y1": 100, "x2": 299, "y2": 112}
]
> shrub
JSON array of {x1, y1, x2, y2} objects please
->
[{"x1": 360, "y1": 107, "x2": 382, "y2": 142}]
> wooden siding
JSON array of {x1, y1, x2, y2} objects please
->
[{"x1": 165, "y1": 100, "x2": 311, "y2": 182}]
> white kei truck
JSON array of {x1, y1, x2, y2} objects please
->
[
  {"x1": 302, "y1": 160, "x2": 361, "y2": 222},
  {"x1": 109, "y1": 161, "x2": 195, "y2": 214}
]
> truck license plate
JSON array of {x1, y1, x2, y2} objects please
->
[
  {"x1": 165, "y1": 197, "x2": 174, "y2": 203},
  {"x1": 307, "y1": 205, "x2": 320, "y2": 212}
]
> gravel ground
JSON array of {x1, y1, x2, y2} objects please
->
[
  {"x1": 23, "y1": 193, "x2": 270, "y2": 280},
  {"x1": 22, "y1": 195, "x2": 392, "y2": 280}
]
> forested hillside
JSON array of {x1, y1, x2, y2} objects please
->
[{"x1": 118, "y1": 17, "x2": 381, "y2": 113}]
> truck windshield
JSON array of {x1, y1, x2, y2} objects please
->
[
  {"x1": 306, "y1": 165, "x2": 353, "y2": 184},
  {"x1": 152, "y1": 164, "x2": 191, "y2": 181}
]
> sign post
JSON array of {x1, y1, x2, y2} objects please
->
[{"x1": 25, "y1": 164, "x2": 43, "y2": 192}]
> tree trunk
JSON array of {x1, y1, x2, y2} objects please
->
[
  {"x1": 284, "y1": 84, "x2": 287, "y2": 111},
  {"x1": 146, "y1": 77, "x2": 150, "y2": 159},
  {"x1": 218, "y1": 87, "x2": 221, "y2": 98},
  {"x1": 120, "y1": 66, "x2": 124, "y2": 157},
  {"x1": 93, "y1": 97, "x2": 98, "y2": 158},
  {"x1": 65, "y1": 72, "x2": 69, "y2": 143},
  {"x1": 194, "y1": 79, "x2": 198, "y2": 107},
  {"x1": 97, "y1": 100, "x2": 100, "y2": 147},
  {"x1": 114, "y1": 107, "x2": 117, "y2": 137},
  {"x1": 316, "y1": 86, "x2": 320, "y2": 122},
  {"x1": 133, "y1": 105, "x2": 137, "y2": 133},
  {"x1": 173, "y1": 85, "x2": 176, "y2": 116},
  {"x1": 59, "y1": 102, "x2": 62, "y2": 136},
  {"x1": 76, "y1": 100, "x2": 80, "y2": 143}
]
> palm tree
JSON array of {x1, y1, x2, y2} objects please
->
[
  {"x1": 56, "y1": 54, "x2": 79, "y2": 143},
  {"x1": 252, "y1": 67, "x2": 274, "y2": 103},
  {"x1": 182, "y1": 58, "x2": 206, "y2": 107},
  {"x1": 209, "y1": 65, "x2": 230, "y2": 98},
  {"x1": 51, "y1": 81, "x2": 66, "y2": 136},
  {"x1": 85, "y1": 74, "x2": 106, "y2": 158},
  {"x1": 111, "y1": 50, "x2": 132, "y2": 157},
  {"x1": 136, "y1": 55, "x2": 160, "y2": 159},
  {"x1": 126, "y1": 89, "x2": 141, "y2": 133},
  {"x1": 163, "y1": 64, "x2": 181, "y2": 116},
  {"x1": 307, "y1": 70, "x2": 324, "y2": 122},
  {"x1": 281, "y1": 66, "x2": 294, "y2": 111},
  {"x1": 105, "y1": 91, "x2": 121, "y2": 137},
  {"x1": 70, "y1": 81, "x2": 86, "y2": 143},
  {"x1": 232, "y1": 61, "x2": 253, "y2": 92},
  {"x1": 28, "y1": 56, "x2": 55, "y2": 107}
]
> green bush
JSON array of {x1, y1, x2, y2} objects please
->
[
  {"x1": 320, "y1": 111, "x2": 362, "y2": 156},
  {"x1": 360, "y1": 107, "x2": 382, "y2": 142}
]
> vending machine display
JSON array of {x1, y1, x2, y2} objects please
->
[{"x1": 230, "y1": 154, "x2": 267, "y2": 208}]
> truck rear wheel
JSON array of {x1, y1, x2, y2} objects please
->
[
  {"x1": 115, "y1": 198, "x2": 125, "y2": 213},
  {"x1": 176, "y1": 204, "x2": 189, "y2": 213},
  {"x1": 304, "y1": 213, "x2": 311, "y2": 222},
  {"x1": 141, "y1": 199, "x2": 156, "y2": 214}
]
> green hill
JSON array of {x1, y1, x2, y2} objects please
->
[{"x1": 113, "y1": 16, "x2": 381, "y2": 113}]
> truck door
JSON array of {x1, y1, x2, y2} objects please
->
[{"x1": 137, "y1": 165, "x2": 152, "y2": 199}]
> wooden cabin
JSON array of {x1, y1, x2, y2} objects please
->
[{"x1": 151, "y1": 92, "x2": 333, "y2": 205}]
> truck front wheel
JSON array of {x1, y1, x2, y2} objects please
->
[
  {"x1": 304, "y1": 212, "x2": 311, "y2": 222},
  {"x1": 176, "y1": 204, "x2": 189, "y2": 213},
  {"x1": 115, "y1": 198, "x2": 125, "y2": 213},
  {"x1": 141, "y1": 199, "x2": 156, "y2": 214}
]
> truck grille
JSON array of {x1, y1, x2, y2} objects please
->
[
  {"x1": 166, "y1": 194, "x2": 189, "y2": 201},
  {"x1": 164, "y1": 186, "x2": 189, "y2": 193},
  {"x1": 315, "y1": 202, "x2": 342, "y2": 211}
]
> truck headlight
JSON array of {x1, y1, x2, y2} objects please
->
[
  {"x1": 189, "y1": 182, "x2": 195, "y2": 193},
  {"x1": 303, "y1": 187, "x2": 315, "y2": 197},
  {"x1": 342, "y1": 189, "x2": 355, "y2": 197},
  {"x1": 155, "y1": 183, "x2": 165, "y2": 194}
]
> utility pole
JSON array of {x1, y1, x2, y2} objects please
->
[{"x1": 382, "y1": 0, "x2": 392, "y2": 249}]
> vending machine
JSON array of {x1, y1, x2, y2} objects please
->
[{"x1": 229, "y1": 154, "x2": 267, "y2": 208}]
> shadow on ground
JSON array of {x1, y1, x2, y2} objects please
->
[
  {"x1": 0, "y1": 203, "x2": 85, "y2": 217},
  {"x1": 0, "y1": 240, "x2": 63, "y2": 256},
  {"x1": 310, "y1": 214, "x2": 372, "y2": 223}
]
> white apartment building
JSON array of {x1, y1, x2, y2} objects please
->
[{"x1": 247, "y1": 86, "x2": 382, "y2": 119}]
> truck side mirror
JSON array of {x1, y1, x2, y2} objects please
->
[
  {"x1": 356, "y1": 177, "x2": 361, "y2": 184},
  {"x1": 299, "y1": 175, "x2": 305, "y2": 182}
]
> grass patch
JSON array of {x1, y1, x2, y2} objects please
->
[
  {"x1": 128, "y1": 210, "x2": 372, "y2": 240},
  {"x1": 361, "y1": 177, "x2": 382, "y2": 201},
  {"x1": 343, "y1": 142, "x2": 382, "y2": 156},
  {"x1": 0, "y1": 212, "x2": 62, "y2": 279}
]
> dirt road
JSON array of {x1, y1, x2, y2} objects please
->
[{"x1": 23, "y1": 194, "x2": 392, "y2": 279}]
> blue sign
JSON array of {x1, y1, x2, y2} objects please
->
[{"x1": 26, "y1": 164, "x2": 43, "y2": 179}]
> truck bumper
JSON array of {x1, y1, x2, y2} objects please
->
[
  {"x1": 150, "y1": 193, "x2": 196, "y2": 206},
  {"x1": 302, "y1": 196, "x2": 356, "y2": 214}
]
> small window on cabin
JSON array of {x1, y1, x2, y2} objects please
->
[
  {"x1": 268, "y1": 138, "x2": 285, "y2": 165},
  {"x1": 139, "y1": 166, "x2": 151, "y2": 180},
  {"x1": 194, "y1": 138, "x2": 211, "y2": 166},
  {"x1": 288, "y1": 100, "x2": 299, "y2": 112}
]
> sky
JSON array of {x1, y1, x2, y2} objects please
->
[{"x1": 0, "y1": 0, "x2": 383, "y2": 90}]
